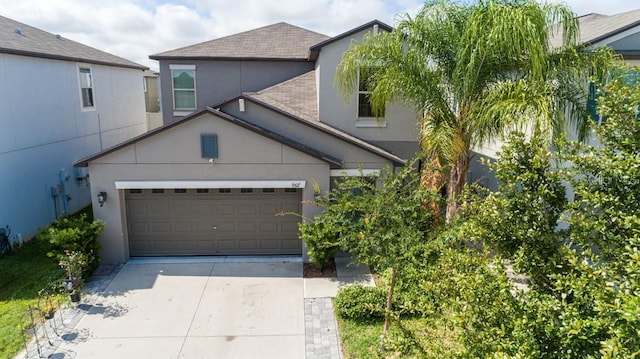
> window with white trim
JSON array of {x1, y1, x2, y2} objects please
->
[
  {"x1": 78, "y1": 67, "x2": 95, "y2": 109},
  {"x1": 170, "y1": 64, "x2": 196, "y2": 113},
  {"x1": 357, "y1": 68, "x2": 384, "y2": 119}
]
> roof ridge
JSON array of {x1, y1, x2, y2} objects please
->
[{"x1": 151, "y1": 22, "x2": 328, "y2": 58}]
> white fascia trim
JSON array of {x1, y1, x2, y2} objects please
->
[
  {"x1": 169, "y1": 64, "x2": 196, "y2": 70},
  {"x1": 115, "y1": 180, "x2": 306, "y2": 189},
  {"x1": 330, "y1": 169, "x2": 380, "y2": 177}
]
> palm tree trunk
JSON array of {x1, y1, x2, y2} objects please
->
[
  {"x1": 445, "y1": 154, "x2": 470, "y2": 222},
  {"x1": 420, "y1": 156, "x2": 445, "y2": 225}
]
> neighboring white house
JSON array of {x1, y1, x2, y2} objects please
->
[
  {"x1": 471, "y1": 9, "x2": 640, "y2": 190},
  {"x1": 0, "y1": 15, "x2": 148, "y2": 243}
]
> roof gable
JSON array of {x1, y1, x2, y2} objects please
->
[
  {"x1": 150, "y1": 22, "x2": 329, "y2": 61},
  {"x1": 309, "y1": 20, "x2": 392, "y2": 61},
  {"x1": 74, "y1": 108, "x2": 343, "y2": 168},
  {"x1": 0, "y1": 15, "x2": 146, "y2": 70},
  {"x1": 216, "y1": 70, "x2": 405, "y2": 166}
]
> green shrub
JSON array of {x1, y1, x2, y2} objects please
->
[
  {"x1": 335, "y1": 284, "x2": 387, "y2": 321},
  {"x1": 298, "y1": 221, "x2": 339, "y2": 269},
  {"x1": 38, "y1": 213, "x2": 104, "y2": 278}
]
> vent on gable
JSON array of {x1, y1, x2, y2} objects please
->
[{"x1": 201, "y1": 134, "x2": 218, "y2": 159}]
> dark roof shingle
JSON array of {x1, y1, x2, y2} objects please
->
[
  {"x1": 150, "y1": 22, "x2": 329, "y2": 61},
  {"x1": 0, "y1": 15, "x2": 146, "y2": 70}
]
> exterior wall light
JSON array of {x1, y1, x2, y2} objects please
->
[{"x1": 97, "y1": 191, "x2": 107, "y2": 207}]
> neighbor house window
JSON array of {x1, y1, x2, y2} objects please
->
[
  {"x1": 78, "y1": 67, "x2": 94, "y2": 109},
  {"x1": 170, "y1": 64, "x2": 196, "y2": 114}
]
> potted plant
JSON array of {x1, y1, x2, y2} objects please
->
[{"x1": 59, "y1": 250, "x2": 88, "y2": 303}]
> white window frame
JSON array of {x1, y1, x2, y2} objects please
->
[
  {"x1": 77, "y1": 65, "x2": 95, "y2": 111},
  {"x1": 170, "y1": 64, "x2": 196, "y2": 116},
  {"x1": 356, "y1": 68, "x2": 386, "y2": 128}
]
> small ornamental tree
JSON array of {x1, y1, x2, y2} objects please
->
[{"x1": 303, "y1": 161, "x2": 440, "y2": 349}]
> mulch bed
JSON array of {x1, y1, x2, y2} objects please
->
[{"x1": 303, "y1": 257, "x2": 337, "y2": 278}]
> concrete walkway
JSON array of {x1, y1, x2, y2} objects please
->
[{"x1": 16, "y1": 255, "x2": 374, "y2": 359}]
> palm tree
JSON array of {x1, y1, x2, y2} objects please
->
[{"x1": 336, "y1": 0, "x2": 619, "y2": 222}]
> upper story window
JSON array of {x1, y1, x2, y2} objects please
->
[
  {"x1": 358, "y1": 69, "x2": 375, "y2": 118},
  {"x1": 78, "y1": 67, "x2": 95, "y2": 110},
  {"x1": 357, "y1": 68, "x2": 386, "y2": 127},
  {"x1": 170, "y1": 64, "x2": 196, "y2": 114}
]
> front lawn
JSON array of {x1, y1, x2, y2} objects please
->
[
  {"x1": 337, "y1": 310, "x2": 463, "y2": 358},
  {"x1": 0, "y1": 239, "x2": 63, "y2": 358}
]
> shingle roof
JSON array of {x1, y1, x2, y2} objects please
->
[
  {"x1": 0, "y1": 15, "x2": 146, "y2": 70},
  {"x1": 241, "y1": 71, "x2": 406, "y2": 166},
  {"x1": 150, "y1": 22, "x2": 329, "y2": 61},
  {"x1": 248, "y1": 70, "x2": 319, "y2": 122},
  {"x1": 550, "y1": 9, "x2": 640, "y2": 48}
]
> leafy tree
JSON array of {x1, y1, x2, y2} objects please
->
[
  {"x1": 336, "y1": 0, "x2": 619, "y2": 221},
  {"x1": 560, "y1": 67, "x2": 640, "y2": 357},
  {"x1": 303, "y1": 161, "x2": 439, "y2": 349},
  {"x1": 462, "y1": 132, "x2": 568, "y2": 290}
]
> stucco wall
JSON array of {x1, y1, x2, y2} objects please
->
[
  {"x1": 159, "y1": 60, "x2": 315, "y2": 124},
  {"x1": 0, "y1": 54, "x2": 146, "y2": 241},
  {"x1": 315, "y1": 27, "x2": 419, "y2": 159},
  {"x1": 87, "y1": 112, "x2": 330, "y2": 263},
  {"x1": 221, "y1": 99, "x2": 398, "y2": 169}
]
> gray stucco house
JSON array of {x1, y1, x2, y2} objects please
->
[
  {"x1": 75, "y1": 20, "x2": 419, "y2": 264},
  {"x1": 471, "y1": 9, "x2": 640, "y2": 191},
  {"x1": 0, "y1": 15, "x2": 148, "y2": 244}
]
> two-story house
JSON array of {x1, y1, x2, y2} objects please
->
[
  {"x1": 0, "y1": 15, "x2": 148, "y2": 244},
  {"x1": 75, "y1": 21, "x2": 419, "y2": 263}
]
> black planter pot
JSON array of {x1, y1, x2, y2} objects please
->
[
  {"x1": 70, "y1": 292, "x2": 81, "y2": 303},
  {"x1": 44, "y1": 311, "x2": 56, "y2": 320}
]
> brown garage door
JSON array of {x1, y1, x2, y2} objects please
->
[{"x1": 125, "y1": 188, "x2": 302, "y2": 256}]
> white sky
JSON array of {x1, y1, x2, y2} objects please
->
[{"x1": 0, "y1": 0, "x2": 638, "y2": 71}]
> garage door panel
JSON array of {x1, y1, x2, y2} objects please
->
[
  {"x1": 260, "y1": 222, "x2": 278, "y2": 232},
  {"x1": 260, "y1": 239, "x2": 279, "y2": 250},
  {"x1": 238, "y1": 239, "x2": 258, "y2": 250},
  {"x1": 129, "y1": 222, "x2": 149, "y2": 234},
  {"x1": 151, "y1": 239, "x2": 173, "y2": 252},
  {"x1": 151, "y1": 222, "x2": 171, "y2": 233},
  {"x1": 237, "y1": 222, "x2": 257, "y2": 233},
  {"x1": 215, "y1": 204, "x2": 234, "y2": 215},
  {"x1": 128, "y1": 203, "x2": 148, "y2": 215},
  {"x1": 237, "y1": 203, "x2": 257, "y2": 215},
  {"x1": 174, "y1": 223, "x2": 196, "y2": 232},
  {"x1": 126, "y1": 188, "x2": 301, "y2": 256},
  {"x1": 195, "y1": 240, "x2": 216, "y2": 251},
  {"x1": 282, "y1": 239, "x2": 301, "y2": 250},
  {"x1": 149, "y1": 202, "x2": 170, "y2": 215}
]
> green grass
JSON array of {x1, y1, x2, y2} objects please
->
[
  {"x1": 336, "y1": 313, "x2": 463, "y2": 358},
  {"x1": 0, "y1": 238, "x2": 64, "y2": 359}
]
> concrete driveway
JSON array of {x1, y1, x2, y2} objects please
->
[{"x1": 52, "y1": 257, "x2": 304, "y2": 359}]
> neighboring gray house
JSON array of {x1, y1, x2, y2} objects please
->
[
  {"x1": 0, "y1": 15, "x2": 148, "y2": 243},
  {"x1": 76, "y1": 20, "x2": 418, "y2": 263},
  {"x1": 472, "y1": 9, "x2": 640, "y2": 190}
]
